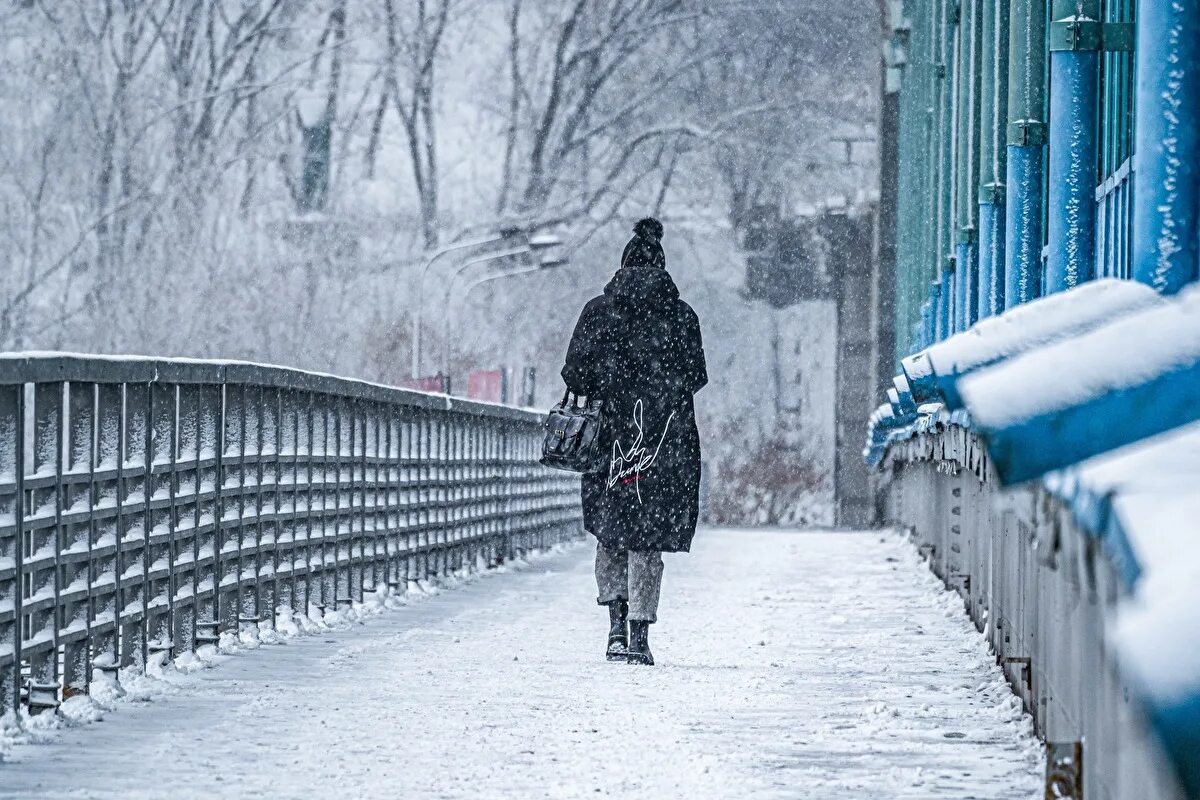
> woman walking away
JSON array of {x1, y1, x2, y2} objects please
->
[{"x1": 561, "y1": 217, "x2": 708, "y2": 666}]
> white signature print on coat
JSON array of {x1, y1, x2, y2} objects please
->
[{"x1": 608, "y1": 399, "x2": 675, "y2": 503}]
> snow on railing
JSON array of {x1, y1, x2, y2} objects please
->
[
  {"x1": 868, "y1": 280, "x2": 1200, "y2": 799},
  {"x1": 899, "y1": 278, "x2": 1161, "y2": 409},
  {"x1": 0, "y1": 353, "x2": 582, "y2": 716}
]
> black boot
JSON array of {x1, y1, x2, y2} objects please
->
[
  {"x1": 605, "y1": 600, "x2": 628, "y2": 661},
  {"x1": 627, "y1": 620, "x2": 654, "y2": 666}
]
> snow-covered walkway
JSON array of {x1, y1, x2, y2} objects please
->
[{"x1": 0, "y1": 529, "x2": 1042, "y2": 799}]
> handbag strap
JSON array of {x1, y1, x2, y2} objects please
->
[{"x1": 561, "y1": 388, "x2": 601, "y2": 410}]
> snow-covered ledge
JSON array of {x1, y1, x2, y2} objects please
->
[
  {"x1": 869, "y1": 281, "x2": 1200, "y2": 799},
  {"x1": 876, "y1": 423, "x2": 1189, "y2": 800}
]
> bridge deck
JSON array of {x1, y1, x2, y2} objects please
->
[{"x1": 0, "y1": 530, "x2": 1042, "y2": 799}]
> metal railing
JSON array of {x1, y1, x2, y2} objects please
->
[
  {"x1": 878, "y1": 424, "x2": 1185, "y2": 800},
  {"x1": 0, "y1": 354, "x2": 581, "y2": 714}
]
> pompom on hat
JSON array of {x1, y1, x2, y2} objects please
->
[
  {"x1": 621, "y1": 217, "x2": 666, "y2": 269},
  {"x1": 633, "y1": 217, "x2": 663, "y2": 243}
]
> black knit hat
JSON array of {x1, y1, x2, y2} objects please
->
[{"x1": 621, "y1": 217, "x2": 666, "y2": 269}]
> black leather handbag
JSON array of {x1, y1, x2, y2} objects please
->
[{"x1": 539, "y1": 390, "x2": 605, "y2": 473}]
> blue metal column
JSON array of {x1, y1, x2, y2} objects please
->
[
  {"x1": 977, "y1": 0, "x2": 1008, "y2": 317},
  {"x1": 954, "y1": 241, "x2": 975, "y2": 329},
  {"x1": 922, "y1": 1, "x2": 944, "y2": 341},
  {"x1": 1133, "y1": 0, "x2": 1200, "y2": 294},
  {"x1": 979, "y1": 188, "x2": 1006, "y2": 314},
  {"x1": 1046, "y1": 1, "x2": 1100, "y2": 294},
  {"x1": 954, "y1": 0, "x2": 982, "y2": 330},
  {"x1": 936, "y1": 268, "x2": 952, "y2": 340},
  {"x1": 947, "y1": 263, "x2": 960, "y2": 333},
  {"x1": 919, "y1": 300, "x2": 933, "y2": 350},
  {"x1": 946, "y1": 0, "x2": 964, "y2": 335},
  {"x1": 926, "y1": 282, "x2": 940, "y2": 346},
  {"x1": 1004, "y1": 0, "x2": 1047, "y2": 308},
  {"x1": 1005, "y1": 140, "x2": 1045, "y2": 305},
  {"x1": 933, "y1": 0, "x2": 957, "y2": 339}
]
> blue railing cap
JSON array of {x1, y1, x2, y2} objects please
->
[
  {"x1": 903, "y1": 279, "x2": 1161, "y2": 405},
  {"x1": 959, "y1": 285, "x2": 1200, "y2": 484}
]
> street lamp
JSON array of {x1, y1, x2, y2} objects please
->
[
  {"x1": 461, "y1": 256, "x2": 568, "y2": 300},
  {"x1": 410, "y1": 226, "x2": 525, "y2": 379},
  {"x1": 434, "y1": 233, "x2": 562, "y2": 348},
  {"x1": 440, "y1": 249, "x2": 570, "y2": 380}
]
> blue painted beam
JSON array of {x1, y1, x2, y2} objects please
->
[
  {"x1": 1046, "y1": 5, "x2": 1100, "y2": 294},
  {"x1": 1132, "y1": 0, "x2": 1200, "y2": 295},
  {"x1": 972, "y1": 359, "x2": 1200, "y2": 484},
  {"x1": 892, "y1": 374, "x2": 919, "y2": 417}
]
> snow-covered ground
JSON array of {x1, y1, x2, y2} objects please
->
[{"x1": 0, "y1": 529, "x2": 1042, "y2": 799}]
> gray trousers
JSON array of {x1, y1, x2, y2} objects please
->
[{"x1": 594, "y1": 543, "x2": 664, "y2": 623}]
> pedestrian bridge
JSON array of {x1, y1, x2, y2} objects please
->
[{"x1": 0, "y1": 354, "x2": 1045, "y2": 798}]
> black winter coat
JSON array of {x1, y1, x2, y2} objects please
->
[{"x1": 561, "y1": 264, "x2": 708, "y2": 552}]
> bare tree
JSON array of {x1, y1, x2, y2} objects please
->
[
  {"x1": 497, "y1": 0, "x2": 702, "y2": 225},
  {"x1": 381, "y1": 0, "x2": 455, "y2": 248}
]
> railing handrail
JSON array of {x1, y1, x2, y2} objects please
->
[{"x1": 0, "y1": 351, "x2": 540, "y2": 423}]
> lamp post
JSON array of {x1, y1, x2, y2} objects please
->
[
  {"x1": 459, "y1": 257, "x2": 569, "y2": 306},
  {"x1": 438, "y1": 239, "x2": 564, "y2": 380},
  {"x1": 410, "y1": 227, "x2": 524, "y2": 379}
]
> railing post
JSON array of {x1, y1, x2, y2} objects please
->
[
  {"x1": 175, "y1": 384, "x2": 201, "y2": 653},
  {"x1": 286, "y1": 389, "x2": 301, "y2": 616},
  {"x1": 136, "y1": 382, "x2": 153, "y2": 671},
  {"x1": 63, "y1": 382, "x2": 96, "y2": 696},
  {"x1": 21, "y1": 382, "x2": 65, "y2": 713},
  {"x1": 278, "y1": 389, "x2": 296, "y2": 616},
  {"x1": 0, "y1": 384, "x2": 23, "y2": 715},
  {"x1": 147, "y1": 382, "x2": 176, "y2": 662},
  {"x1": 1046, "y1": 0, "x2": 1100, "y2": 294},
  {"x1": 320, "y1": 395, "x2": 334, "y2": 613},
  {"x1": 352, "y1": 397, "x2": 366, "y2": 602},
  {"x1": 304, "y1": 391, "x2": 317, "y2": 614},
  {"x1": 245, "y1": 383, "x2": 264, "y2": 629},
  {"x1": 90, "y1": 384, "x2": 121, "y2": 679},
  {"x1": 219, "y1": 383, "x2": 243, "y2": 634},
  {"x1": 194, "y1": 382, "x2": 222, "y2": 649},
  {"x1": 1132, "y1": 0, "x2": 1200, "y2": 294},
  {"x1": 329, "y1": 395, "x2": 343, "y2": 607}
]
